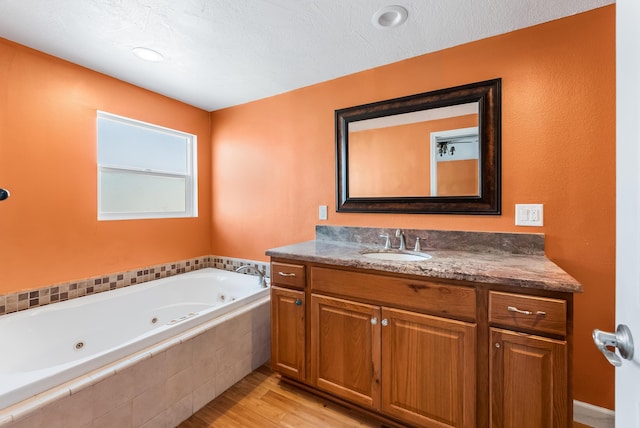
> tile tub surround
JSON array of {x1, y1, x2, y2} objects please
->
[
  {"x1": 1, "y1": 297, "x2": 271, "y2": 428},
  {"x1": 266, "y1": 226, "x2": 581, "y2": 293},
  {"x1": 0, "y1": 256, "x2": 270, "y2": 316}
]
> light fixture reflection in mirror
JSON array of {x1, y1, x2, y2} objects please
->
[{"x1": 335, "y1": 78, "x2": 501, "y2": 214}]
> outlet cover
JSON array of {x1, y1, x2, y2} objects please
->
[
  {"x1": 515, "y1": 204, "x2": 543, "y2": 226},
  {"x1": 319, "y1": 205, "x2": 328, "y2": 220}
]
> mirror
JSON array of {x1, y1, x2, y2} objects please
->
[{"x1": 336, "y1": 78, "x2": 501, "y2": 214}]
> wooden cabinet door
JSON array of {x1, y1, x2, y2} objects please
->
[
  {"x1": 381, "y1": 307, "x2": 477, "y2": 428},
  {"x1": 311, "y1": 294, "x2": 381, "y2": 409},
  {"x1": 490, "y1": 328, "x2": 567, "y2": 428},
  {"x1": 271, "y1": 286, "x2": 305, "y2": 380}
]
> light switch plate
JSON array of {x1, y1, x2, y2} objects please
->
[
  {"x1": 319, "y1": 205, "x2": 328, "y2": 220},
  {"x1": 515, "y1": 204, "x2": 543, "y2": 226}
]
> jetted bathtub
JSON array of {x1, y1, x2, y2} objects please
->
[{"x1": 0, "y1": 267, "x2": 270, "y2": 423}]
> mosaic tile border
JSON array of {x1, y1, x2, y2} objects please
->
[{"x1": 0, "y1": 255, "x2": 269, "y2": 317}]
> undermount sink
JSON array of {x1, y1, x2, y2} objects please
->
[{"x1": 361, "y1": 251, "x2": 432, "y2": 262}]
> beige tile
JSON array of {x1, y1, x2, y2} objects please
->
[
  {"x1": 191, "y1": 359, "x2": 216, "y2": 390},
  {"x1": 251, "y1": 303, "x2": 270, "y2": 329},
  {"x1": 191, "y1": 328, "x2": 216, "y2": 365},
  {"x1": 234, "y1": 331, "x2": 253, "y2": 357},
  {"x1": 252, "y1": 342, "x2": 271, "y2": 371},
  {"x1": 88, "y1": 366, "x2": 116, "y2": 385},
  {"x1": 132, "y1": 352, "x2": 167, "y2": 395},
  {"x1": 5, "y1": 410, "x2": 43, "y2": 428},
  {"x1": 214, "y1": 345, "x2": 236, "y2": 377},
  {"x1": 92, "y1": 370, "x2": 134, "y2": 418},
  {"x1": 213, "y1": 320, "x2": 234, "y2": 350},
  {"x1": 215, "y1": 367, "x2": 237, "y2": 396},
  {"x1": 235, "y1": 353, "x2": 253, "y2": 381},
  {"x1": 91, "y1": 402, "x2": 132, "y2": 428},
  {"x1": 139, "y1": 411, "x2": 168, "y2": 428},
  {"x1": 192, "y1": 378, "x2": 217, "y2": 413},
  {"x1": 165, "y1": 394, "x2": 193, "y2": 427},
  {"x1": 42, "y1": 386, "x2": 93, "y2": 428},
  {"x1": 234, "y1": 311, "x2": 253, "y2": 336},
  {"x1": 5, "y1": 386, "x2": 70, "y2": 423},
  {"x1": 69, "y1": 374, "x2": 97, "y2": 395},
  {"x1": 165, "y1": 368, "x2": 192, "y2": 405},
  {"x1": 132, "y1": 383, "x2": 166, "y2": 427},
  {"x1": 166, "y1": 339, "x2": 193, "y2": 378}
]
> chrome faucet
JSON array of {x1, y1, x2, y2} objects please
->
[
  {"x1": 395, "y1": 229, "x2": 406, "y2": 251},
  {"x1": 235, "y1": 265, "x2": 268, "y2": 288}
]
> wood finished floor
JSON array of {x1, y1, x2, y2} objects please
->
[{"x1": 179, "y1": 365, "x2": 593, "y2": 428}]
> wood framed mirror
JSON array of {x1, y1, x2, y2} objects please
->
[{"x1": 336, "y1": 78, "x2": 501, "y2": 214}]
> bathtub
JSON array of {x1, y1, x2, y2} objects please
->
[{"x1": 0, "y1": 267, "x2": 271, "y2": 426}]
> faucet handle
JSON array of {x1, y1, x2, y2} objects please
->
[
  {"x1": 414, "y1": 237, "x2": 422, "y2": 252},
  {"x1": 380, "y1": 234, "x2": 391, "y2": 249},
  {"x1": 395, "y1": 229, "x2": 406, "y2": 250}
]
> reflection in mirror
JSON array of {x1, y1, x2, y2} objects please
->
[
  {"x1": 430, "y1": 126, "x2": 479, "y2": 197},
  {"x1": 348, "y1": 103, "x2": 479, "y2": 198},
  {"x1": 336, "y1": 78, "x2": 501, "y2": 214}
]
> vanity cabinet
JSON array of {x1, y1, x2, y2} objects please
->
[
  {"x1": 311, "y1": 294, "x2": 381, "y2": 408},
  {"x1": 310, "y1": 265, "x2": 478, "y2": 428},
  {"x1": 269, "y1": 258, "x2": 574, "y2": 428},
  {"x1": 488, "y1": 291, "x2": 569, "y2": 428},
  {"x1": 270, "y1": 262, "x2": 306, "y2": 381},
  {"x1": 310, "y1": 294, "x2": 477, "y2": 427},
  {"x1": 381, "y1": 307, "x2": 476, "y2": 427}
]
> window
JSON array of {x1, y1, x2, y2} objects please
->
[{"x1": 97, "y1": 111, "x2": 197, "y2": 220}]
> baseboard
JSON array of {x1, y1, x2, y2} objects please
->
[{"x1": 574, "y1": 400, "x2": 615, "y2": 428}]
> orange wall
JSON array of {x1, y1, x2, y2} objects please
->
[
  {"x1": 210, "y1": 6, "x2": 615, "y2": 409},
  {"x1": 0, "y1": 39, "x2": 212, "y2": 293},
  {"x1": 438, "y1": 159, "x2": 478, "y2": 196},
  {"x1": 349, "y1": 123, "x2": 431, "y2": 197}
]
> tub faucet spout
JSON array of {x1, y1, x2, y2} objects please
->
[{"x1": 236, "y1": 265, "x2": 268, "y2": 288}]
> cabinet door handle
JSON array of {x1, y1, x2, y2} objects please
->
[
  {"x1": 278, "y1": 272, "x2": 296, "y2": 277},
  {"x1": 381, "y1": 319, "x2": 388, "y2": 327},
  {"x1": 507, "y1": 306, "x2": 546, "y2": 316},
  {"x1": 295, "y1": 299, "x2": 302, "y2": 306},
  {"x1": 371, "y1": 317, "x2": 378, "y2": 325}
]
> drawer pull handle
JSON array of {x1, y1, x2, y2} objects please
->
[
  {"x1": 295, "y1": 299, "x2": 302, "y2": 306},
  {"x1": 371, "y1": 317, "x2": 378, "y2": 325},
  {"x1": 278, "y1": 272, "x2": 296, "y2": 277},
  {"x1": 507, "y1": 306, "x2": 546, "y2": 316}
]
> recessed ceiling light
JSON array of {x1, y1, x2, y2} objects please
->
[
  {"x1": 372, "y1": 5, "x2": 408, "y2": 29},
  {"x1": 131, "y1": 47, "x2": 164, "y2": 62}
]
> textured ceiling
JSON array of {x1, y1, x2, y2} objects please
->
[{"x1": 0, "y1": 0, "x2": 614, "y2": 111}]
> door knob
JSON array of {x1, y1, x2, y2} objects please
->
[{"x1": 592, "y1": 324, "x2": 634, "y2": 367}]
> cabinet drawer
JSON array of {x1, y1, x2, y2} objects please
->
[
  {"x1": 489, "y1": 291, "x2": 566, "y2": 336},
  {"x1": 271, "y1": 262, "x2": 306, "y2": 289},
  {"x1": 311, "y1": 267, "x2": 476, "y2": 320}
]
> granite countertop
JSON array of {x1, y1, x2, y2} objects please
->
[{"x1": 266, "y1": 239, "x2": 583, "y2": 293}]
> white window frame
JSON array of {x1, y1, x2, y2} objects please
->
[{"x1": 97, "y1": 111, "x2": 198, "y2": 221}]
